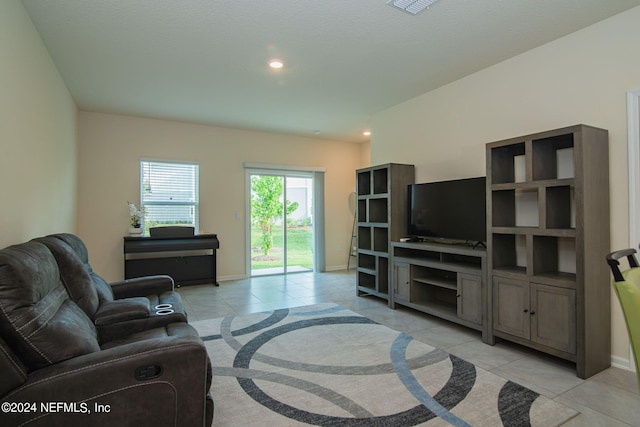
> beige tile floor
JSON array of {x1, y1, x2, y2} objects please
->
[{"x1": 178, "y1": 270, "x2": 640, "y2": 426}]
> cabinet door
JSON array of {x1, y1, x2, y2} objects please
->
[
  {"x1": 493, "y1": 276, "x2": 530, "y2": 339},
  {"x1": 394, "y1": 262, "x2": 410, "y2": 302},
  {"x1": 530, "y1": 283, "x2": 576, "y2": 354},
  {"x1": 457, "y1": 273, "x2": 482, "y2": 324}
]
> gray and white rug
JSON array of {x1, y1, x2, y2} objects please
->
[{"x1": 193, "y1": 303, "x2": 578, "y2": 426}]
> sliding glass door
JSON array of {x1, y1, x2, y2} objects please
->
[{"x1": 248, "y1": 171, "x2": 314, "y2": 276}]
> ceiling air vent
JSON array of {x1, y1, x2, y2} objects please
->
[{"x1": 386, "y1": 0, "x2": 441, "y2": 15}]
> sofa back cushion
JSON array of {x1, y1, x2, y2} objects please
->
[
  {"x1": 47, "y1": 233, "x2": 114, "y2": 304},
  {"x1": 36, "y1": 236, "x2": 101, "y2": 317},
  {"x1": 0, "y1": 241, "x2": 100, "y2": 371}
]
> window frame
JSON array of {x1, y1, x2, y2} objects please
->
[{"x1": 140, "y1": 158, "x2": 200, "y2": 233}]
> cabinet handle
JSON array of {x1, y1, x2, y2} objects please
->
[
  {"x1": 523, "y1": 309, "x2": 528, "y2": 313},
  {"x1": 530, "y1": 311, "x2": 536, "y2": 315},
  {"x1": 456, "y1": 294, "x2": 461, "y2": 298}
]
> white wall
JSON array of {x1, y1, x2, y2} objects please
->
[
  {"x1": 0, "y1": 0, "x2": 77, "y2": 248},
  {"x1": 77, "y1": 111, "x2": 365, "y2": 282},
  {"x1": 371, "y1": 6, "x2": 640, "y2": 362}
]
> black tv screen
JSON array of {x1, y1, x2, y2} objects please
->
[{"x1": 408, "y1": 177, "x2": 486, "y2": 244}]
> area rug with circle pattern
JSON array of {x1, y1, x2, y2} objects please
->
[{"x1": 193, "y1": 303, "x2": 578, "y2": 426}]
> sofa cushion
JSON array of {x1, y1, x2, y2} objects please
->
[
  {"x1": 46, "y1": 233, "x2": 114, "y2": 304},
  {"x1": 0, "y1": 241, "x2": 100, "y2": 371},
  {"x1": 36, "y1": 235, "x2": 100, "y2": 317}
]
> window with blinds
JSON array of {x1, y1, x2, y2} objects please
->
[{"x1": 140, "y1": 159, "x2": 199, "y2": 232}]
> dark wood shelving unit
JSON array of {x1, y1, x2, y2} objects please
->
[
  {"x1": 486, "y1": 124, "x2": 610, "y2": 379},
  {"x1": 355, "y1": 163, "x2": 414, "y2": 302}
]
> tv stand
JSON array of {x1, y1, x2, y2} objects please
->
[{"x1": 391, "y1": 240, "x2": 491, "y2": 343}]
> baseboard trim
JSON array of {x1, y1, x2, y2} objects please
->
[
  {"x1": 325, "y1": 265, "x2": 349, "y2": 272},
  {"x1": 219, "y1": 267, "x2": 354, "y2": 281},
  {"x1": 611, "y1": 354, "x2": 634, "y2": 372},
  {"x1": 218, "y1": 274, "x2": 247, "y2": 282}
]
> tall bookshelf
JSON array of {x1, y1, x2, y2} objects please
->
[
  {"x1": 356, "y1": 163, "x2": 414, "y2": 303},
  {"x1": 486, "y1": 124, "x2": 610, "y2": 379}
]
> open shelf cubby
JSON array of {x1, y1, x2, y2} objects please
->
[
  {"x1": 412, "y1": 265, "x2": 457, "y2": 290},
  {"x1": 357, "y1": 199, "x2": 367, "y2": 222},
  {"x1": 532, "y1": 235, "x2": 576, "y2": 282},
  {"x1": 492, "y1": 190, "x2": 517, "y2": 227},
  {"x1": 515, "y1": 189, "x2": 539, "y2": 227},
  {"x1": 368, "y1": 198, "x2": 388, "y2": 223},
  {"x1": 442, "y1": 252, "x2": 484, "y2": 269},
  {"x1": 532, "y1": 134, "x2": 574, "y2": 181},
  {"x1": 490, "y1": 142, "x2": 526, "y2": 184},
  {"x1": 373, "y1": 227, "x2": 389, "y2": 253},
  {"x1": 358, "y1": 226, "x2": 371, "y2": 251},
  {"x1": 545, "y1": 185, "x2": 575, "y2": 229},
  {"x1": 357, "y1": 271, "x2": 375, "y2": 290},
  {"x1": 373, "y1": 168, "x2": 389, "y2": 194},
  {"x1": 491, "y1": 233, "x2": 527, "y2": 275},
  {"x1": 492, "y1": 188, "x2": 539, "y2": 228},
  {"x1": 358, "y1": 253, "x2": 376, "y2": 271},
  {"x1": 410, "y1": 285, "x2": 457, "y2": 317},
  {"x1": 357, "y1": 172, "x2": 371, "y2": 196},
  {"x1": 393, "y1": 246, "x2": 441, "y2": 261}
]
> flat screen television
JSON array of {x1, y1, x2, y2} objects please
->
[{"x1": 408, "y1": 177, "x2": 486, "y2": 245}]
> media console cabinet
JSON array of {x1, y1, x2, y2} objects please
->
[
  {"x1": 123, "y1": 234, "x2": 220, "y2": 286},
  {"x1": 390, "y1": 241, "x2": 490, "y2": 344}
]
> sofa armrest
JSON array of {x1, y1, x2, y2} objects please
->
[
  {"x1": 110, "y1": 275, "x2": 174, "y2": 299},
  {"x1": 1, "y1": 330, "x2": 210, "y2": 427},
  {"x1": 93, "y1": 298, "x2": 150, "y2": 326}
]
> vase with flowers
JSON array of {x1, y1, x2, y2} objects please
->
[{"x1": 127, "y1": 202, "x2": 145, "y2": 236}]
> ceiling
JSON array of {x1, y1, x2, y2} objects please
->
[{"x1": 22, "y1": 0, "x2": 640, "y2": 143}]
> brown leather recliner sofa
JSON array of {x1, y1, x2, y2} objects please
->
[{"x1": 0, "y1": 238, "x2": 214, "y2": 426}]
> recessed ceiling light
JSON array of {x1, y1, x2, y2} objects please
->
[
  {"x1": 268, "y1": 59, "x2": 284, "y2": 69},
  {"x1": 387, "y1": 0, "x2": 441, "y2": 15},
  {"x1": 363, "y1": 131, "x2": 371, "y2": 136}
]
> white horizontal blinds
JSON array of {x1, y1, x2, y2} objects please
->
[{"x1": 140, "y1": 160, "x2": 199, "y2": 230}]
